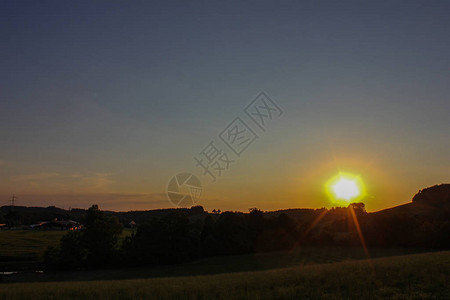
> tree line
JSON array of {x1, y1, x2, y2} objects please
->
[{"x1": 44, "y1": 203, "x2": 450, "y2": 269}]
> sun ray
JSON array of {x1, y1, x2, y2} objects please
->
[
  {"x1": 348, "y1": 205, "x2": 379, "y2": 284},
  {"x1": 348, "y1": 205, "x2": 370, "y2": 261},
  {"x1": 303, "y1": 209, "x2": 328, "y2": 238},
  {"x1": 290, "y1": 209, "x2": 328, "y2": 262}
]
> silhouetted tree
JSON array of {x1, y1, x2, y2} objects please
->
[
  {"x1": 82, "y1": 205, "x2": 123, "y2": 266},
  {"x1": 125, "y1": 212, "x2": 201, "y2": 265},
  {"x1": 45, "y1": 205, "x2": 122, "y2": 269}
]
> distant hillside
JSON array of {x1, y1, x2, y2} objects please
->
[
  {"x1": 1, "y1": 184, "x2": 449, "y2": 249},
  {"x1": 413, "y1": 184, "x2": 450, "y2": 205},
  {"x1": 1, "y1": 184, "x2": 449, "y2": 272},
  {"x1": 0, "y1": 205, "x2": 209, "y2": 227},
  {"x1": 371, "y1": 184, "x2": 450, "y2": 218},
  {"x1": 267, "y1": 184, "x2": 450, "y2": 248},
  {"x1": 2, "y1": 184, "x2": 449, "y2": 226},
  {"x1": 362, "y1": 184, "x2": 450, "y2": 248}
]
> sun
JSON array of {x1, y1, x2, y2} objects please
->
[
  {"x1": 332, "y1": 178, "x2": 359, "y2": 201},
  {"x1": 325, "y1": 172, "x2": 365, "y2": 204}
]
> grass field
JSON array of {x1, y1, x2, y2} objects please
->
[
  {"x1": 0, "y1": 229, "x2": 133, "y2": 270},
  {"x1": 0, "y1": 230, "x2": 65, "y2": 261},
  {"x1": 1, "y1": 244, "x2": 430, "y2": 283},
  {"x1": 1, "y1": 230, "x2": 448, "y2": 299},
  {"x1": 0, "y1": 251, "x2": 448, "y2": 299}
]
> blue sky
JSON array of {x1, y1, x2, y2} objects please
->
[{"x1": 1, "y1": 1, "x2": 449, "y2": 211}]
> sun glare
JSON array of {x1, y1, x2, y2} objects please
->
[
  {"x1": 326, "y1": 172, "x2": 365, "y2": 204},
  {"x1": 332, "y1": 178, "x2": 359, "y2": 201}
]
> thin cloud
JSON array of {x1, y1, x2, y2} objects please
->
[
  {"x1": 11, "y1": 172, "x2": 61, "y2": 181},
  {"x1": 8, "y1": 172, "x2": 115, "y2": 193}
]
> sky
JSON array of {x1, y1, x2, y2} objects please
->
[{"x1": 1, "y1": 0, "x2": 449, "y2": 212}]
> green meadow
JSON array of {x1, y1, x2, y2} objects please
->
[
  {"x1": 0, "y1": 229, "x2": 133, "y2": 270},
  {"x1": 0, "y1": 230, "x2": 135, "y2": 258},
  {"x1": 1, "y1": 230, "x2": 448, "y2": 299},
  {"x1": 0, "y1": 230, "x2": 65, "y2": 260},
  {"x1": 0, "y1": 251, "x2": 448, "y2": 299}
]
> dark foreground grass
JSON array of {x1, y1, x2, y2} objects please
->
[
  {"x1": 3, "y1": 246, "x2": 430, "y2": 283},
  {"x1": 0, "y1": 251, "x2": 448, "y2": 300}
]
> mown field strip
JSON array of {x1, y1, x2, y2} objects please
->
[{"x1": 0, "y1": 251, "x2": 448, "y2": 300}]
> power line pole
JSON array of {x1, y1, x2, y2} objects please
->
[{"x1": 10, "y1": 194, "x2": 17, "y2": 207}]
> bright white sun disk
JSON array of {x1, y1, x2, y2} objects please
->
[{"x1": 332, "y1": 178, "x2": 360, "y2": 201}]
